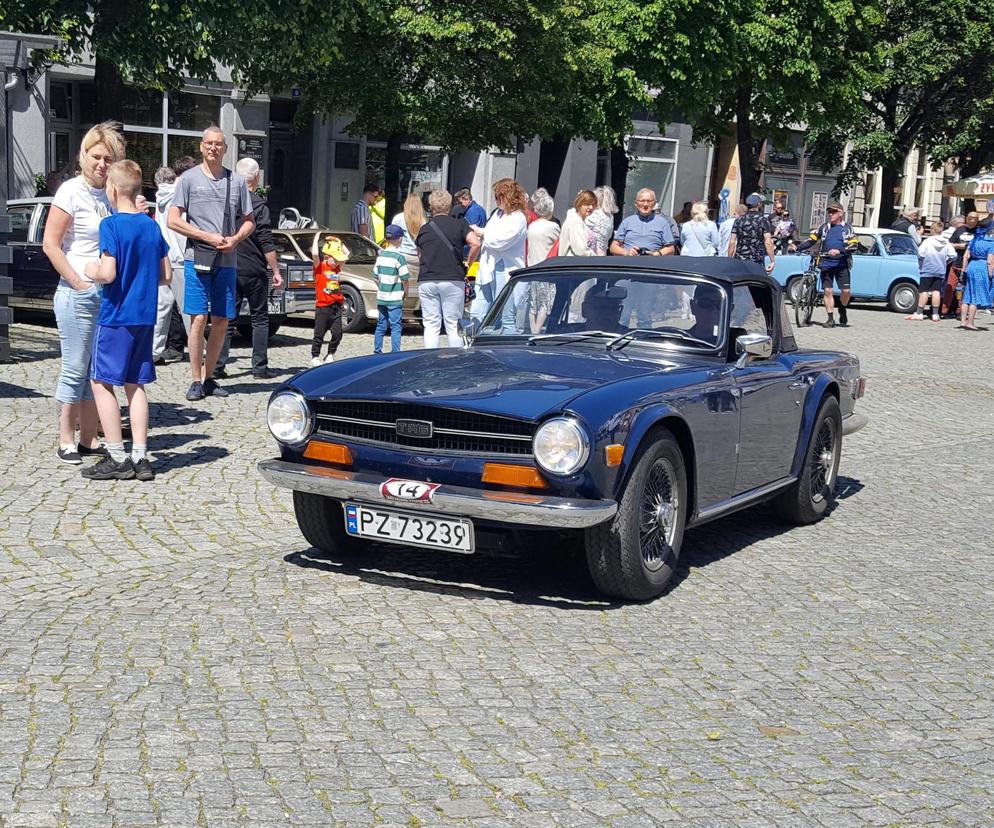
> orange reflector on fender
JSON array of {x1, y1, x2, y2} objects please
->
[
  {"x1": 303, "y1": 440, "x2": 353, "y2": 466},
  {"x1": 482, "y1": 463, "x2": 549, "y2": 489},
  {"x1": 605, "y1": 444, "x2": 624, "y2": 466}
]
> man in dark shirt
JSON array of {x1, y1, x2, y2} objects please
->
[
  {"x1": 217, "y1": 158, "x2": 283, "y2": 378},
  {"x1": 728, "y1": 193, "x2": 776, "y2": 271},
  {"x1": 798, "y1": 202, "x2": 858, "y2": 327}
]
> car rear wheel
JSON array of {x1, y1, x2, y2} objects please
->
[
  {"x1": 772, "y1": 396, "x2": 841, "y2": 525},
  {"x1": 585, "y1": 429, "x2": 687, "y2": 601},
  {"x1": 786, "y1": 276, "x2": 804, "y2": 305},
  {"x1": 341, "y1": 284, "x2": 368, "y2": 333},
  {"x1": 293, "y1": 491, "x2": 363, "y2": 556},
  {"x1": 887, "y1": 281, "x2": 919, "y2": 314}
]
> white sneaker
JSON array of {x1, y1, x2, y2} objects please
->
[
  {"x1": 310, "y1": 356, "x2": 323, "y2": 367},
  {"x1": 324, "y1": 354, "x2": 335, "y2": 363}
]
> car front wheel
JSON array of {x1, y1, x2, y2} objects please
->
[
  {"x1": 293, "y1": 491, "x2": 363, "y2": 556},
  {"x1": 340, "y1": 284, "x2": 368, "y2": 333},
  {"x1": 772, "y1": 395, "x2": 841, "y2": 524},
  {"x1": 585, "y1": 429, "x2": 687, "y2": 601}
]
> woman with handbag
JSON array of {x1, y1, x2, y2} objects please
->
[
  {"x1": 415, "y1": 190, "x2": 480, "y2": 348},
  {"x1": 42, "y1": 121, "x2": 126, "y2": 465}
]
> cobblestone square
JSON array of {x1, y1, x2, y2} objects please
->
[{"x1": 1, "y1": 307, "x2": 992, "y2": 826}]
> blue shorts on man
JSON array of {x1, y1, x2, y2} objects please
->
[{"x1": 183, "y1": 261, "x2": 237, "y2": 318}]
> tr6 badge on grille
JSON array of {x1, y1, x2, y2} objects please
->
[
  {"x1": 395, "y1": 418, "x2": 433, "y2": 439},
  {"x1": 380, "y1": 478, "x2": 440, "y2": 503}
]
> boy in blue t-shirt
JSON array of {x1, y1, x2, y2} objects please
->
[{"x1": 82, "y1": 159, "x2": 170, "y2": 481}]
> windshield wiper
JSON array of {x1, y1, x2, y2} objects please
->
[
  {"x1": 527, "y1": 330, "x2": 613, "y2": 346},
  {"x1": 606, "y1": 328, "x2": 714, "y2": 351}
]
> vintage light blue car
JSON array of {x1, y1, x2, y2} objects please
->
[
  {"x1": 772, "y1": 227, "x2": 921, "y2": 314},
  {"x1": 259, "y1": 258, "x2": 867, "y2": 601}
]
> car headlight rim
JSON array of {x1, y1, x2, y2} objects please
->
[
  {"x1": 267, "y1": 391, "x2": 314, "y2": 445},
  {"x1": 533, "y1": 416, "x2": 589, "y2": 476}
]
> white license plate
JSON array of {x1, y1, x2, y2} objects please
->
[
  {"x1": 239, "y1": 293, "x2": 286, "y2": 316},
  {"x1": 343, "y1": 503, "x2": 474, "y2": 553}
]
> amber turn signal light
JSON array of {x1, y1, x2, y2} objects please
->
[
  {"x1": 605, "y1": 444, "x2": 624, "y2": 467},
  {"x1": 482, "y1": 463, "x2": 549, "y2": 489},
  {"x1": 303, "y1": 440, "x2": 353, "y2": 466}
]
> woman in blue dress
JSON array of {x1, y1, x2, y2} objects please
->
[{"x1": 961, "y1": 227, "x2": 994, "y2": 329}]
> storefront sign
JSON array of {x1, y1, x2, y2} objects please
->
[
  {"x1": 810, "y1": 192, "x2": 829, "y2": 228},
  {"x1": 237, "y1": 136, "x2": 265, "y2": 164}
]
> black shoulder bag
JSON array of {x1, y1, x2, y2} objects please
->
[
  {"x1": 427, "y1": 218, "x2": 475, "y2": 300},
  {"x1": 193, "y1": 171, "x2": 232, "y2": 273}
]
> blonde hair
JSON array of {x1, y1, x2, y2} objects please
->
[
  {"x1": 107, "y1": 160, "x2": 143, "y2": 198},
  {"x1": 493, "y1": 178, "x2": 528, "y2": 213},
  {"x1": 428, "y1": 189, "x2": 452, "y2": 215},
  {"x1": 594, "y1": 185, "x2": 618, "y2": 215},
  {"x1": 403, "y1": 193, "x2": 425, "y2": 238},
  {"x1": 574, "y1": 190, "x2": 597, "y2": 211},
  {"x1": 78, "y1": 121, "x2": 126, "y2": 183},
  {"x1": 690, "y1": 201, "x2": 710, "y2": 222}
]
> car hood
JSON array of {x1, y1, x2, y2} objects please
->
[{"x1": 291, "y1": 345, "x2": 693, "y2": 420}]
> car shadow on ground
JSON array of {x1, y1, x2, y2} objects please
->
[
  {"x1": 150, "y1": 401, "x2": 214, "y2": 427},
  {"x1": 284, "y1": 477, "x2": 867, "y2": 607},
  {"x1": 151, "y1": 445, "x2": 230, "y2": 473},
  {"x1": 0, "y1": 380, "x2": 49, "y2": 398}
]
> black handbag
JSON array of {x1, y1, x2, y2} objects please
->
[{"x1": 192, "y1": 171, "x2": 232, "y2": 273}]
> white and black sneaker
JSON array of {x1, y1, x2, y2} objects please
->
[
  {"x1": 81, "y1": 456, "x2": 135, "y2": 480},
  {"x1": 57, "y1": 446, "x2": 82, "y2": 465}
]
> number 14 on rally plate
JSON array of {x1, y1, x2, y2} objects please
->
[{"x1": 379, "y1": 478, "x2": 440, "y2": 503}]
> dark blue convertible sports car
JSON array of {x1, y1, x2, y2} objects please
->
[{"x1": 259, "y1": 257, "x2": 867, "y2": 601}]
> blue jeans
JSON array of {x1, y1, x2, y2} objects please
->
[
  {"x1": 54, "y1": 282, "x2": 101, "y2": 403},
  {"x1": 374, "y1": 304, "x2": 403, "y2": 353}
]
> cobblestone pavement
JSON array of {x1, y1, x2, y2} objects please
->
[{"x1": 1, "y1": 304, "x2": 992, "y2": 828}]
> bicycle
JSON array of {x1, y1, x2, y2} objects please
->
[{"x1": 794, "y1": 251, "x2": 823, "y2": 327}]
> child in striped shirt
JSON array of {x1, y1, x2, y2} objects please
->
[{"x1": 373, "y1": 224, "x2": 410, "y2": 353}]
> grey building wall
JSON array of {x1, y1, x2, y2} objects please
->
[{"x1": 6, "y1": 74, "x2": 48, "y2": 199}]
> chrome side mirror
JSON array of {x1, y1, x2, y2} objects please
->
[
  {"x1": 459, "y1": 317, "x2": 481, "y2": 348},
  {"x1": 734, "y1": 333, "x2": 773, "y2": 368}
]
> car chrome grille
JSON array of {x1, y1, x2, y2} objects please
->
[{"x1": 312, "y1": 400, "x2": 535, "y2": 456}]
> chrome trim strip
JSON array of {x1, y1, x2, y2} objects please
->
[
  {"x1": 692, "y1": 476, "x2": 796, "y2": 525},
  {"x1": 842, "y1": 413, "x2": 868, "y2": 436},
  {"x1": 315, "y1": 414, "x2": 533, "y2": 441},
  {"x1": 258, "y1": 459, "x2": 616, "y2": 528}
]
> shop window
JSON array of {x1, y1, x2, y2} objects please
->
[
  {"x1": 124, "y1": 132, "x2": 163, "y2": 187},
  {"x1": 49, "y1": 82, "x2": 72, "y2": 122},
  {"x1": 365, "y1": 146, "x2": 444, "y2": 207},
  {"x1": 166, "y1": 135, "x2": 204, "y2": 167},
  {"x1": 623, "y1": 136, "x2": 678, "y2": 218},
  {"x1": 335, "y1": 142, "x2": 360, "y2": 170},
  {"x1": 121, "y1": 88, "x2": 163, "y2": 127},
  {"x1": 167, "y1": 90, "x2": 221, "y2": 131}
]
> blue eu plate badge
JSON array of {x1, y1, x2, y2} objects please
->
[{"x1": 345, "y1": 504, "x2": 359, "y2": 534}]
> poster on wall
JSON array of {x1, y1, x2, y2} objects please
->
[
  {"x1": 237, "y1": 136, "x2": 265, "y2": 164},
  {"x1": 773, "y1": 189, "x2": 789, "y2": 211},
  {"x1": 810, "y1": 191, "x2": 829, "y2": 229}
]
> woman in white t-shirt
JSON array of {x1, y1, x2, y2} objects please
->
[
  {"x1": 42, "y1": 122, "x2": 126, "y2": 465},
  {"x1": 391, "y1": 193, "x2": 424, "y2": 278}
]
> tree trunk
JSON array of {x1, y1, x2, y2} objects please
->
[
  {"x1": 92, "y1": 56, "x2": 125, "y2": 123},
  {"x1": 384, "y1": 132, "x2": 403, "y2": 224},
  {"x1": 959, "y1": 155, "x2": 982, "y2": 215},
  {"x1": 878, "y1": 164, "x2": 900, "y2": 228},
  {"x1": 610, "y1": 145, "x2": 630, "y2": 228},
  {"x1": 735, "y1": 86, "x2": 760, "y2": 198},
  {"x1": 537, "y1": 136, "x2": 570, "y2": 199}
]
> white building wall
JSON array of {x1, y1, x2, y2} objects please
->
[{"x1": 7, "y1": 73, "x2": 49, "y2": 198}]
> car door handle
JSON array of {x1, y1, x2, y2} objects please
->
[{"x1": 788, "y1": 380, "x2": 808, "y2": 390}]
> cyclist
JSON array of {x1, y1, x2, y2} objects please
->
[{"x1": 798, "y1": 202, "x2": 858, "y2": 327}]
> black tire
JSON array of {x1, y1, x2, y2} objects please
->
[
  {"x1": 786, "y1": 276, "x2": 804, "y2": 306},
  {"x1": 585, "y1": 429, "x2": 688, "y2": 601},
  {"x1": 292, "y1": 491, "x2": 363, "y2": 556},
  {"x1": 235, "y1": 315, "x2": 284, "y2": 341},
  {"x1": 772, "y1": 396, "x2": 842, "y2": 525},
  {"x1": 340, "y1": 284, "x2": 368, "y2": 333},
  {"x1": 887, "y1": 281, "x2": 919, "y2": 314},
  {"x1": 801, "y1": 279, "x2": 817, "y2": 327}
]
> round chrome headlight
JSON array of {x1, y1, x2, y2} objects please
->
[
  {"x1": 533, "y1": 417, "x2": 589, "y2": 475},
  {"x1": 267, "y1": 392, "x2": 313, "y2": 444}
]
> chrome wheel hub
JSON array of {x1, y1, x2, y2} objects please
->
[{"x1": 639, "y1": 459, "x2": 679, "y2": 571}]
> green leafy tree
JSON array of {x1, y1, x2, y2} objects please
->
[
  {"x1": 638, "y1": 0, "x2": 869, "y2": 200},
  {"x1": 808, "y1": 1, "x2": 994, "y2": 224}
]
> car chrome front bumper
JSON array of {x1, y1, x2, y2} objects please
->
[
  {"x1": 842, "y1": 413, "x2": 869, "y2": 435},
  {"x1": 258, "y1": 459, "x2": 617, "y2": 529}
]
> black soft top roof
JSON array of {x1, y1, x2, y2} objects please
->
[{"x1": 522, "y1": 255, "x2": 779, "y2": 290}]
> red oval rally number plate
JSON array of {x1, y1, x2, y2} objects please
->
[{"x1": 379, "y1": 478, "x2": 440, "y2": 503}]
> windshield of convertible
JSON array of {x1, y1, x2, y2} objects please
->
[{"x1": 477, "y1": 273, "x2": 728, "y2": 349}]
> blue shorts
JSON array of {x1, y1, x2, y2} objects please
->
[
  {"x1": 91, "y1": 324, "x2": 156, "y2": 387},
  {"x1": 183, "y1": 262, "x2": 237, "y2": 318}
]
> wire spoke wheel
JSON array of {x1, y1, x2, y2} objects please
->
[
  {"x1": 638, "y1": 458, "x2": 679, "y2": 571},
  {"x1": 809, "y1": 416, "x2": 838, "y2": 503}
]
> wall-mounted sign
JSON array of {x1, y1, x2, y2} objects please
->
[{"x1": 237, "y1": 136, "x2": 265, "y2": 164}]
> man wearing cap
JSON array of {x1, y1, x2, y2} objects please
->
[
  {"x1": 798, "y1": 202, "x2": 858, "y2": 327},
  {"x1": 728, "y1": 193, "x2": 776, "y2": 271},
  {"x1": 372, "y1": 224, "x2": 410, "y2": 353}
]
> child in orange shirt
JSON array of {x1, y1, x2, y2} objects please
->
[{"x1": 309, "y1": 234, "x2": 350, "y2": 366}]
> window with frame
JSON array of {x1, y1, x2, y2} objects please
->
[
  {"x1": 5, "y1": 206, "x2": 33, "y2": 243},
  {"x1": 732, "y1": 284, "x2": 774, "y2": 338}
]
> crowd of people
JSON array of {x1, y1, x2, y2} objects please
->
[{"x1": 44, "y1": 118, "x2": 994, "y2": 476}]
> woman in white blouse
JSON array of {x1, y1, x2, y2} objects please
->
[
  {"x1": 558, "y1": 190, "x2": 598, "y2": 257},
  {"x1": 470, "y1": 178, "x2": 528, "y2": 323},
  {"x1": 42, "y1": 122, "x2": 126, "y2": 465},
  {"x1": 585, "y1": 185, "x2": 618, "y2": 255}
]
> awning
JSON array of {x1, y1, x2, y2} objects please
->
[{"x1": 944, "y1": 174, "x2": 994, "y2": 197}]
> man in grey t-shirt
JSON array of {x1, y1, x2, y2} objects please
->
[{"x1": 168, "y1": 126, "x2": 253, "y2": 401}]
